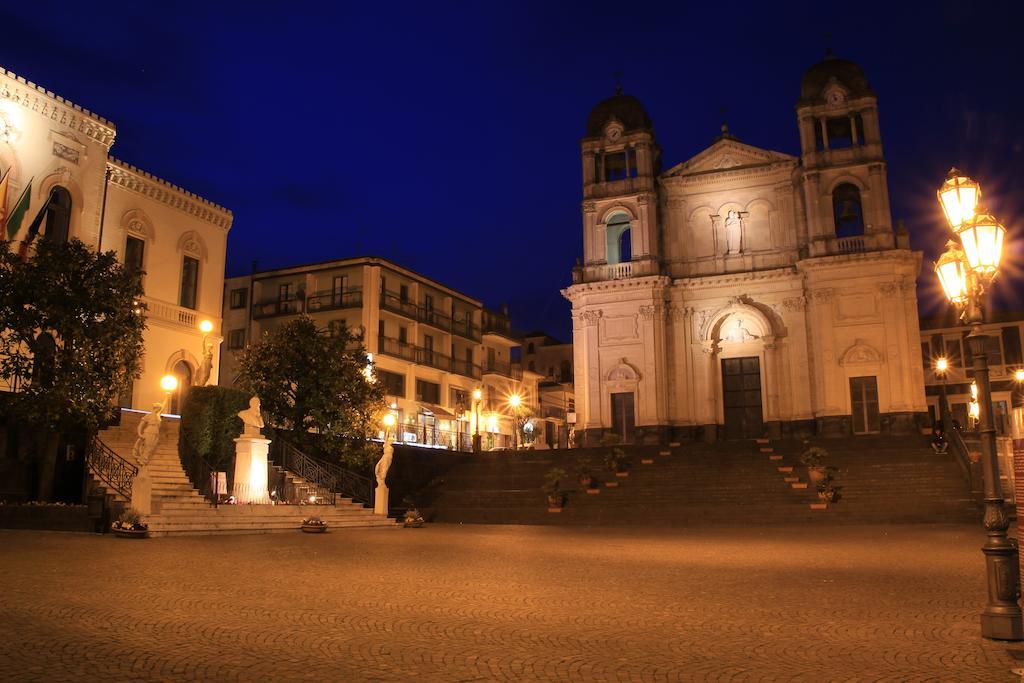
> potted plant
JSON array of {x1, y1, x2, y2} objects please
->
[
  {"x1": 402, "y1": 495, "x2": 424, "y2": 528},
  {"x1": 543, "y1": 467, "x2": 568, "y2": 512},
  {"x1": 301, "y1": 516, "x2": 328, "y2": 533},
  {"x1": 800, "y1": 446, "x2": 829, "y2": 484},
  {"x1": 575, "y1": 456, "x2": 594, "y2": 488},
  {"x1": 111, "y1": 509, "x2": 149, "y2": 538},
  {"x1": 816, "y1": 473, "x2": 842, "y2": 503},
  {"x1": 605, "y1": 447, "x2": 631, "y2": 477}
]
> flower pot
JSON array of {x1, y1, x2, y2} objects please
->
[
  {"x1": 807, "y1": 466, "x2": 826, "y2": 484},
  {"x1": 615, "y1": 471, "x2": 629, "y2": 478},
  {"x1": 301, "y1": 524, "x2": 327, "y2": 533},
  {"x1": 547, "y1": 507, "x2": 563, "y2": 513},
  {"x1": 403, "y1": 519, "x2": 424, "y2": 528},
  {"x1": 112, "y1": 528, "x2": 148, "y2": 539},
  {"x1": 586, "y1": 488, "x2": 600, "y2": 495},
  {"x1": 578, "y1": 476, "x2": 592, "y2": 488},
  {"x1": 968, "y1": 451, "x2": 982, "y2": 464}
]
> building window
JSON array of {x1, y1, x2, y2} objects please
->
[
  {"x1": 227, "y1": 329, "x2": 246, "y2": 349},
  {"x1": 921, "y1": 342, "x2": 931, "y2": 370},
  {"x1": 328, "y1": 320, "x2": 346, "y2": 337},
  {"x1": 125, "y1": 236, "x2": 145, "y2": 277},
  {"x1": 416, "y1": 379, "x2": 440, "y2": 404},
  {"x1": 1002, "y1": 326, "x2": 1023, "y2": 367},
  {"x1": 832, "y1": 184, "x2": 864, "y2": 238},
  {"x1": 450, "y1": 388, "x2": 469, "y2": 414},
  {"x1": 527, "y1": 343, "x2": 535, "y2": 354},
  {"x1": 605, "y1": 212, "x2": 632, "y2": 264},
  {"x1": 43, "y1": 187, "x2": 72, "y2": 244},
  {"x1": 229, "y1": 288, "x2": 248, "y2": 309},
  {"x1": 377, "y1": 369, "x2": 405, "y2": 398},
  {"x1": 179, "y1": 256, "x2": 199, "y2": 310},
  {"x1": 945, "y1": 338, "x2": 963, "y2": 371},
  {"x1": 400, "y1": 284, "x2": 409, "y2": 303},
  {"x1": 398, "y1": 327, "x2": 408, "y2": 344}
]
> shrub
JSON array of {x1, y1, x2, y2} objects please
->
[
  {"x1": 542, "y1": 467, "x2": 567, "y2": 496},
  {"x1": 180, "y1": 386, "x2": 250, "y2": 471},
  {"x1": 600, "y1": 432, "x2": 621, "y2": 446},
  {"x1": 800, "y1": 446, "x2": 828, "y2": 467}
]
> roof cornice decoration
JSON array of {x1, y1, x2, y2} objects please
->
[
  {"x1": 562, "y1": 275, "x2": 671, "y2": 296},
  {"x1": 662, "y1": 138, "x2": 796, "y2": 179},
  {"x1": 107, "y1": 158, "x2": 233, "y2": 230},
  {"x1": 0, "y1": 68, "x2": 116, "y2": 149},
  {"x1": 672, "y1": 266, "x2": 799, "y2": 289}
]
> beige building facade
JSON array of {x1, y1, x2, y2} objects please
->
[
  {"x1": 0, "y1": 66, "x2": 231, "y2": 412},
  {"x1": 221, "y1": 257, "x2": 546, "y2": 450},
  {"x1": 563, "y1": 55, "x2": 927, "y2": 444}
]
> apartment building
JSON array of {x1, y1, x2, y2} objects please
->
[{"x1": 221, "y1": 257, "x2": 545, "y2": 450}]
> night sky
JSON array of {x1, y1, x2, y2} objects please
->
[{"x1": 3, "y1": 1, "x2": 1023, "y2": 341}]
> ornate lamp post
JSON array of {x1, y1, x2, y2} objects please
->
[
  {"x1": 934, "y1": 168, "x2": 1022, "y2": 640},
  {"x1": 472, "y1": 388, "x2": 483, "y2": 453}
]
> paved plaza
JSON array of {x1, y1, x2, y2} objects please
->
[{"x1": 1, "y1": 523, "x2": 1022, "y2": 681}]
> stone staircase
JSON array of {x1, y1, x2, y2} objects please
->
[
  {"x1": 426, "y1": 435, "x2": 980, "y2": 526},
  {"x1": 90, "y1": 410, "x2": 395, "y2": 536}
]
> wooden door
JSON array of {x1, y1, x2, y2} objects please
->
[{"x1": 722, "y1": 357, "x2": 763, "y2": 439}]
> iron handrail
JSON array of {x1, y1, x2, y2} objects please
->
[
  {"x1": 274, "y1": 440, "x2": 375, "y2": 506},
  {"x1": 87, "y1": 435, "x2": 138, "y2": 500}
]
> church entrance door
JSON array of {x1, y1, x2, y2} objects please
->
[
  {"x1": 850, "y1": 376, "x2": 881, "y2": 434},
  {"x1": 722, "y1": 357, "x2": 763, "y2": 439},
  {"x1": 610, "y1": 392, "x2": 635, "y2": 443}
]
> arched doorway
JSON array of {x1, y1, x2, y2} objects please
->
[{"x1": 167, "y1": 360, "x2": 193, "y2": 414}]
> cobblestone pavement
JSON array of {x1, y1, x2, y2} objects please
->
[{"x1": 1, "y1": 524, "x2": 1022, "y2": 682}]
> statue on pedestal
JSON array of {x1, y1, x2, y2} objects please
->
[
  {"x1": 374, "y1": 434, "x2": 395, "y2": 515},
  {"x1": 237, "y1": 396, "x2": 265, "y2": 437},
  {"x1": 195, "y1": 338, "x2": 214, "y2": 386},
  {"x1": 131, "y1": 401, "x2": 164, "y2": 468},
  {"x1": 725, "y1": 210, "x2": 742, "y2": 255}
]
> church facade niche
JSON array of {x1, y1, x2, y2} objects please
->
[{"x1": 563, "y1": 55, "x2": 927, "y2": 445}]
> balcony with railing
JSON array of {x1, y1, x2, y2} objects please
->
[
  {"x1": 482, "y1": 310, "x2": 516, "y2": 340},
  {"x1": 253, "y1": 298, "x2": 302, "y2": 319},
  {"x1": 451, "y1": 317, "x2": 481, "y2": 341},
  {"x1": 377, "y1": 335, "x2": 418, "y2": 363},
  {"x1": 305, "y1": 288, "x2": 362, "y2": 313},
  {"x1": 418, "y1": 307, "x2": 452, "y2": 333},
  {"x1": 482, "y1": 359, "x2": 523, "y2": 380},
  {"x1": 377, "y1": 336, "x2": 475, "y2": 375},
  {"x1": 450, "y1": 357, "x2": 482, "y2": 379},
  {"x1": 380, "y1": 290, "x2": 418, "y2": 319}
]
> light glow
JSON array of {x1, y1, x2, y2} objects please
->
[
  {"x1": 956, "y1": 208, "x2": 1004, "y2": 277},
  {"x1": 199, "y1": 320, "x2": 214, "y2": 334},
  {"x1": 508, "y1": 393, "x2": 521, "y2": 409},
  {"x1": 935, "y1": 241, "x2": 969, "y2": 305},
  {"x1": 160, "y1": 375, "x2": 179, "y2": 392},
  {"x1": 472, "y1": 388, "x2": 482, "y2": 401},
  {"x1": 382, "y1": 413, "x2": 397, "y2": 428},
  {"x1": 1015, "y1": 369, "x2": 1024, "y2": 383},
  {"x1": 935, "y1": 357, "x2": 949, "y2": 373},
  {"x1": 969, "y1": 400, "x2": 980, "y2": 420},
  {"x1": 938, "y1": 168, "x2": 980, "y2": 230},
  {"x1": 971, "y1": 382, "x2": 978, "y2": 401}
]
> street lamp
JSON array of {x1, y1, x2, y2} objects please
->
[
  {"x1": 508, "y1": 393, "x2": 522, "y2": 451},
  {"x1": 934, "y1": 356, "x2": 950, "y2": 432},
  {"x1": 472, "y1": 388, "x2": 483, "y2": 453},
  {"x1": 933, "y1": 168, "x2": 1022, "y2": 640}
]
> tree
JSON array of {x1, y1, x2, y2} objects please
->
[
  {"x1": 0, "y1": 239, "x2": 146, "y2": 500},
  {"x1": 236, "y1": 315, "x2": 384, "y2": 465}
]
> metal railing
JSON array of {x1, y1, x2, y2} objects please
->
[
  {"x1": 482, "y1": 312, "x2": 513, "y2": 337},
  {"x1": 450, "y1": 357, "x2": 482, "y2": 379},
  {"x1": 271, "y1": 441, "x2": 376, "y2": 507},
  {"x1": 378, "y1": 336, "x2": 418, "y2": 363},
  {"x1": 306, "y1": 288, "x2": 362, "y2": 313},
  {"x1": 482, "y1": 359, "x2": 523, "y2": 380},
  {"x1": 87, "y1": 436, "x2": 138, "y2": 500},
  {"x1": 178, "y1": 443, "x2": 226, "y2": 506},
  {"x1": 380, "y1": 291, "x2": 418, "y2": 319},
  {"x1": 451, "y1": 317, "x2": 482, "y2": 341},
  {"x1": 253, "y1": 298, "x2": 302, "y2": 319}
]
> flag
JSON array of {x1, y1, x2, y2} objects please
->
[
  {"x1": 17, "y1": 185, "x2": 54, "y2": 261},
  {"x1": 0, "y1": 169, "x2": 8, "y2": 228},
  {"x1": 5, "y1": 177, "x2": 31, "y2": 241}
]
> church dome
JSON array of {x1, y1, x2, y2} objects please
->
[
  {"x1": 800, "y1": 54, "x2": 875, "y2": 102},
  {"x1": 586, "y1": 92, "x2": 653, "y2": 138}
]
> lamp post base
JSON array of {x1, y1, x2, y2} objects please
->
[
  {"x1": 472, "y1": 434, "x2": 482, "y2": 453},
  {"x1": 981, "y1": 534, "x2": 1024, "y2": 640},
  {"x1": 981, "y1": 611, "x2": 1024, "y2": 641}
]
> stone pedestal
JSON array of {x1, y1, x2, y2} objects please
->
[
  {"x1": 131, "y1": 470, "x2": 153, "y2": 515},
  {"x1": 232, "y1": 436, "x2": 271, "y2": 504},
  {"x1": 374, "y1": 484, "x2": 389, "y2": 516}
]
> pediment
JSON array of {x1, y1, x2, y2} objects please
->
[{"x1": 662, "y1": 139, "x2": 796, "y2": 178}]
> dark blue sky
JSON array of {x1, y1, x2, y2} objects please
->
[{"x1": 3, "y1": 1, "x2": 1023, "y2": 341}]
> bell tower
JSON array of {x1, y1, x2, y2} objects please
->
[
  {"x1": 795, "y1": 53, "x2": 895, "y2": 255},
  {"x1": 577, "y1": 88, "x2": 661, "y2": 282}
]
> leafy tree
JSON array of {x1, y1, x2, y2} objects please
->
[
  {"x1": 0, "y1": 239, "x2": 146, "y2": 500},
  {"x1": 236, "y1": 315, "x2": 384, "y2": 465}
]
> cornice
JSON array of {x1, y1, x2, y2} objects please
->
[
  {"x1": 108, "y1": 158, "x2": 233, "y2": 231},
  {"x1": 0, "y1": 67, "x2": 116, "y2": 149},
  {"x1": 660, "y1": 161, "x2": 796, "y2": 189},
  {"x1": 562, "y1": 275, "x2": 671, "y2": 297},
  {"x1": 672, "y1": 266, "x2": 799, "y2": 289}
]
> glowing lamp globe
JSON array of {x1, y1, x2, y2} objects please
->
[
  {"x1": 935, "y1": 357, "x2": 949, "y2": 374},
  {"x1": 969, "y1": 400, "x2": 981, "y2": 420},
  {"x1": 472, "y1": 388, "x2": 482, "y2": 401},
  {"x1": 934, "y1": 241, "x2": 969, "y2": 305},
  {"x1": 199, "y1": 320, "x2": 214, "y2": 334},
  {"x1": 508, "y1": 394, "x2": 521, "y2": 408},
  {"x1": 160, "y1": 375, "x2": 179, "y2": 392},
  {"x1": 382, "y1": 413, "x2": 396, "y2": 429},
  {"x1": 937, "y1": 168, "x2": 980, "y2": 230},
  {"x1": 971, "y1": 382, "x2": 978, "y2": 401},
  {"x1": 956, "y1": 208, "x2": 1005, "y2": 278},
  {"x1": 1015, "y1": 368, "x2": 1024, "y2": 383}
]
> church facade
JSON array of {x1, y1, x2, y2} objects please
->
[{"x1": 563, "y1": 56, "x2": 927, "y2": 444}]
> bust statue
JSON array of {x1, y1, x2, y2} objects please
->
[{"x1": 237, "y1": 396, "x2": 265, "y2": 437}]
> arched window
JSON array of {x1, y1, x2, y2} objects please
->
[
  {"x1": 167, "y1": 360, "x2": 193, "y2": 415},
  {"x1": 832, "y1": 183, "x2": 865, "y2": 237},
  {"x1": 43, "y1": 187, "x2": 72, "y2": 244},
  {"x1": 605, "y1": 212, "x2": 632, "y2": 264}
]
